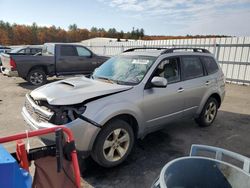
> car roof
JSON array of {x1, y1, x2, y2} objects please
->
[
  {"x1": 44, "y1": 42, "x2": 83, "y2": 46},
  {"x1": 122, "y1": 50, "x2": 164, "y2": 57},
  {"x1": 121, "y1": 48, "x2": 214, "y2": 58},
  {"x1": 0, "y1": 46, "x2": 11, "y2": 49}
]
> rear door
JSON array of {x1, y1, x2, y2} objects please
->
[
  {"x1": 56, "y1": 45, "x2": 95, "y2": 75},
  {"x1": 180, "y1": 55, "x2": 213, "y2": 117}
]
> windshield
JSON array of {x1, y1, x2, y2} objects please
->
[{"x1": 93, "y1": 55, "x2": 156, "y2": 85}]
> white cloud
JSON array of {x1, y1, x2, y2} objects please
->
[{"x1": 100, "y1": 0, "x2": 250, "y2": 35}]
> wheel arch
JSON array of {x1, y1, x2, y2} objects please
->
[
  {"x1": 209, "y1": 93, "x2": 221, "y2": 108},
  {"x1": 197, "y1": 92, "x2": 222, "y2": 116},
  {"x1": 90, "y1": 113, "x2": 139, "y2": 151},
  {"x1": 28, "y1": 65, "x2": 48, "y2": 76},
  {"x1": 103, "y1": 114, "x2": 139, "y2": 139}
]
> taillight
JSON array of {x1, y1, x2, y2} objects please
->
[{"x1": 10, "y1": 58, "x2": 16, "y2": 70}]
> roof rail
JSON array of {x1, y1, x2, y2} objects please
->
[
  {"x1": 161, "y1": 48, "x2": 210, "y2": 54},
  {"x1": 123, "y1": 47, "x2": 168, "y2": 53}
]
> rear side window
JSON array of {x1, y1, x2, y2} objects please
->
[
  {"x1": 202, "y1": 56, "x2": 219, "y2": 74},
  {"x1": 181, "y1": 56, "x2": 204, "y2": 80},
  {"x1": 60, "y1": 46, "x2": 77, "y2": 56}
]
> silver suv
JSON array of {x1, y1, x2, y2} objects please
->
[{"x1": 22, "y1": 47, "x2": 225, "y2": 167}]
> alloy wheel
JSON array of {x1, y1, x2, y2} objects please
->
[
  {"x1": 205, "y1": 101, "x2": 217, "y2": 123},
  {"x1": 103, "y1": 128, "x2": 130, "y2": 162},
  {"x1": 30, "y1": 72, "x2": 44, "y2": 85}
]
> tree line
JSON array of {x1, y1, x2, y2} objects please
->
[
  {"x1": 0, "y1": 21, "x2": 144, "y2": 45},
  {"x1": 0, "y1": 20, "x2": 229, "y2": 45}
]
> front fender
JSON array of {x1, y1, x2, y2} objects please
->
[{"x1": 90, "y1": 102, "x2": 144, "y2": 138}]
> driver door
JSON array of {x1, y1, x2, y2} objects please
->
[{"x1": 143, "y1": 57, "x2": 185, "y2": 131}]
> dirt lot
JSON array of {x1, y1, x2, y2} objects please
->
[{"x1": 0, "y1": 74, "x2": 250, "y2": 188}]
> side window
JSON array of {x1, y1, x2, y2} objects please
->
[
  {"x1": 30, "y1": 48, "x2": 36, "y2": 54},
  {"x1": 19, "y1": 49, "x2": 25, "y2": 53},
  {"x1": 154, "y1": 57, "x2": 180, "y2": 84},
  {"x1": 76, "y1": 47, "x2": 91, "y2": 57},
  {"x1": 202, "y1": 56, "x2": 219, "y2": 74},
  {"x1": 60, "y1": 46, "x2": 78, "y2": 56},
  {"x1": 24, "y1": 48, "x2": 31, "y2": 54},
  {"x1": 181, "y1": 56, "x2": 204, "y2": 80}
]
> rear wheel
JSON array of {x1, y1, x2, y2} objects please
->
[
  {"x1": 195, "y1": 97, "x2": 218, "y2": 127},
  {"x1": 27, "y1": 68, "x2": 47, "y2": 86},
  {"x1": 91, "y1": 119, "x2": 134, "y2": 167}
]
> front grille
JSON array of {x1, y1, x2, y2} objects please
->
[{"x1": 25, "y1": 96, "x2": 53, "y2": 123}]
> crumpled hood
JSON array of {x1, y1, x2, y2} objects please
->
[{"x1": 30, "y1": 76, "x2": 132, "y2": 105}]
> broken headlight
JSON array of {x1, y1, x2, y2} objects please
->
[{"x1": 51, "y1": 106, "x2": 86, "y2": 125}]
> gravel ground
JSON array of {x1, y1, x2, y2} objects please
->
[{"x1": 0, "y1": 74, "x2": 249, "y2": 188}]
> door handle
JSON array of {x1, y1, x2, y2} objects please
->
[
  {"x1": 177, "y1": 88, "x2": 184, "y2": 93},
  {"x1": 205, "y1": 81, "x2": 211, "y2": 85}
]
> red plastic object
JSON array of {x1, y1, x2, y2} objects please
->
[
  {"x1": 10, "y1": 58, "x2": 17, "y2": 70},
  {"x1": 0, "y1": 126, "x2": 81, "y2": 188},
  {"x1": 16, "y1": 140, "x2": 29, "y2": 172}
]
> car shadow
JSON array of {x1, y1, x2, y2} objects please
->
[
  {"x1": 17, "y1": 75, "x2": 83, "y2": 90},
  {"x1": 81, "y1": 130, "x2": 184, "y2": 188},
  {"x1": 81, "y1": 110, "x2": 250, "y2": 188}
]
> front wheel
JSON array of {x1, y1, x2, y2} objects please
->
[
  {"x1": 91, "y1": 119, "x2": 134, "y2": 167},
  {"x1": 195, "y1": 97, "x2": 218, "y2": 127},
  {"x1": 27, "y1": 68, "x2": 47, "y2": 86}
]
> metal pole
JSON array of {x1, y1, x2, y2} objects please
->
[
  {"x1": 230, "y1": 37, "x2": 239, "y2": 83},
  {"x1": 243, "y1": 44, "x2": 250, "y2": 85},
  {"x1": 221, "y1": 38, "x2": 227, "y2": 70},
  {"x1": 103, "y1": 45, "x2": 106, "y2": 56},
  {"x1": 225, "y1": 37, "x2": 233, "y2": 80},
  {"x1": 236, "y1": 37, "x2": 245, "y2": 84}
]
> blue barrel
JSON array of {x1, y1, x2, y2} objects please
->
[{"x1": 0, "y1": 145, "x2": 32, "y2": 188}]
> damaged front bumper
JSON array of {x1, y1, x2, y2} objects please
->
[{"x1": 21, "y1": 95, "x2": 101, "y2": 154}]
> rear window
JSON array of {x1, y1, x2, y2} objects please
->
[
  {"x1": 60, "y1": 46, "x2": 77, "y2": 56},
  {"x1": 42, "y1": 44, "x2": 54, "y2": 56},
  {"x1": 202, "y1": 56, "x2": 219, "y2": 74},
  {"x1": 181, "y1": 56, "x2": 204, "y2": 80}
]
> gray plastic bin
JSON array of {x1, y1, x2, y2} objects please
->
[{"x1": 152, "y1": 144, "x2": 250, "y2": 188}]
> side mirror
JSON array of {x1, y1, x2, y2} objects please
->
[
  {"x1": 88, "y1": 52, "x2": 93, "y2": 58},
  {"x1": 151, "y1": 76, "x2": 167, "y2": 87}
]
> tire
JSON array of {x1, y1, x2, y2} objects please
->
[
  {"x1": 91, "y1": 119, "x2": 134, "y2": 167},
  {"x1": 27, "y1": 68, "x2": 47, "y2": 86},
  {"x1": 195, "y1": 97, "x2": 219, "y2": 127}
]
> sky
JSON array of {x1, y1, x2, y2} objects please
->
[{"x1": 0, "y1": 0, "x2": 250, "y2": 36}]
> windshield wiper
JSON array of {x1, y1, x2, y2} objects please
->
[
  {"x1": 113, "y1": 80, "x2": 136, "y2": 85},
  {"x1": 95, "y1": 76, "x2": 116, "y2": 84}
]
